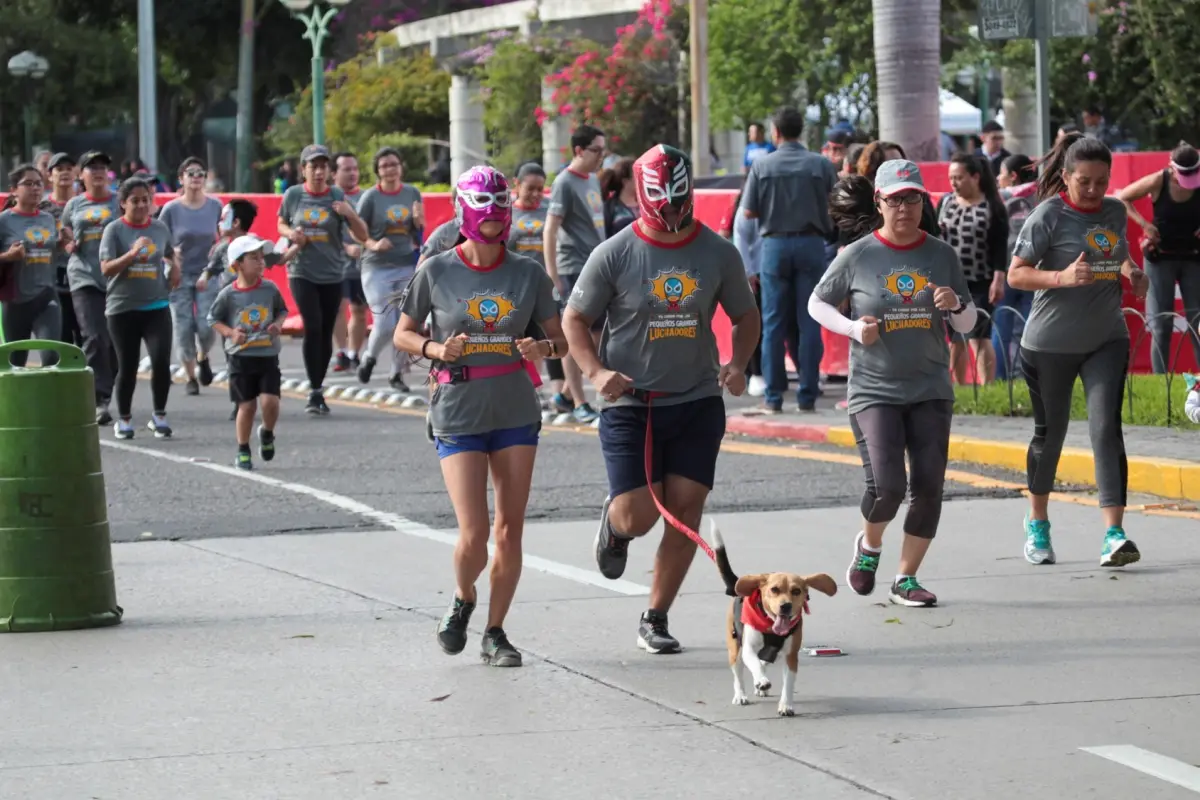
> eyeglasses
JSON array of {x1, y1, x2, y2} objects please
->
[
  {"x1": 879, "y1": 192, "x2": 924, "y2": 208},
  {"x1": 458, "y1": 190, "x2": 512, "y2": 210},
  {"x1": 17, "y1": 180, "x2": 43, "y2": 189},
  {"x1": 584, "y1": 145, "x2": 604, "y2": 155},
  {"x1": 185, "y1": 169, "x2": 207, "y2": 178}
]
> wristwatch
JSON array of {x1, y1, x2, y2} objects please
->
[
  {"x1": 543, "y1": 339, "x2": 558, "y2": 358},
  {"x1": 950, "y1": 302, "x2": 967, "y2": 315}
]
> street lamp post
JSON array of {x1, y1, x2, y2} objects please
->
[
  {"x1": 6, "y1": 51, "x2": 50, "y2": 162},
  {"x1": 278, "y1": 0, "x2": 353, "y2": 147}
]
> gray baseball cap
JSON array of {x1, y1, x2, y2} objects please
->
[
  {"x1": 874, "y1": 159, "x2": 926, "y2": 196},
  {"x1": 300, "y1": 144, "x2": 331, "y2": 164}
]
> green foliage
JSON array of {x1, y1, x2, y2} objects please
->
[
  {"x1": 954, "y1": 376, "x2": 1198, "y2": 429},
  {"x1": 264, "y1": 46, "x2": 450, "y2": 177}
]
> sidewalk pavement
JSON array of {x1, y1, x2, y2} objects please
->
[{"x1": 726, "y1": 387, "x2": 1199, "y2": 503}]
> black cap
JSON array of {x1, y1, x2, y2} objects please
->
[
  {"x1": 300, "y1": 144, "x2": 331, "y2": 163},
  {"x1": 79, "y1": 150, "x2": 112, "y2": 168},
  {"x1": 47, "y1": 152, "x2": 76, "y2": 171}
]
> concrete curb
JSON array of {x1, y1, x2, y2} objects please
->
[{"x1": 725, "y1": 415, "x2": 1200, "y2": 502}]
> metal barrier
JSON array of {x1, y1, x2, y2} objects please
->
[{"x1": 952, "y1": 306, "x2": 1199, "y2": 427}]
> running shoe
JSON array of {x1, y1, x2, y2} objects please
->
[
  {"x1": 637, "y1": 610, "x2": 681, "y2": 654},
  {"x1": 332, "y1": 351, "x2": 352, "y2": 373},
  {"x1": 572, "y1": 402, "x2": 599, "y2": 424},
  {"x1": 185, "y1": 379, "x2": 200, "y2": 396},
  {"x1": 1023, "y1": 513, "x2": 1056, "y2": 565},
  {"x1": 889, "y1": 576, "x2": 937, "y2": 608},
  {"x1": 95, "y1": 404, "x2": 113, "y2": 426},
  {"x1": 388, "y1": 374, "x2": 410, "y2": 393},
  {"x1": 593, "y1": 495, "x2": 630, "y2": 579},
  {"x1": 147, "y1": 414, "x2": 172, "y2": 439},
  {"x1": 197, "y1": 358, "x2": 214, "y2": 386},
  {"x1": 480, "y1": 627, "x2": 523, "y2": 667},
  {"x1": 436, "y1": 596, "x2": 475, "y2": 655},
  {"x1": 551, "y1": 392, "x2": 575, "y2": 414},
  {"x1": 235, "y1": 450, "x2": 253, "y2": 471},
  {"x1": 258, "y1": 425, "x2": 275, "y2": 462},
  {"x1": 1100, "y1": 527, "x2": 1141, "y2": 567},
  {"x1": 846, "y1": 531, "x2": 881, "y2": 596},
  {"x1": 356, "y1": 356, "x2": 376, "y2": 385},
  {"x1": 305, "y1": 390, "x2": 329, "y2": 416},
  {"x1": 113, "y1": 418, "x2": 134, "y2": 440}
]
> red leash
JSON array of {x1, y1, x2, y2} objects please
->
[{"x1": 638, "y1": 391, "x2": 717, "y2": 563}]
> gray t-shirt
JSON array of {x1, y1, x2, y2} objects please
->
[
  {"x1": 358, "y1": 184, "x2": 422, "y2": 273},
  {"x1": 158, "y1": 196, "x2": 222, "y2": 279},
  {"x1": 813, "y1": 231, "x2": 971, "y2": 416},
  {"x1": 421, "y1": 219, "x2": 460, "y2": 258},
  {"x1": 567, "y1": 223, "x2": 756, "y2": 408},
  {"x1": 1013, "y1": 195, "x2": 1130, "y2": 355},
  {"x1": 208, "y1": 279, "x2": 290, "y2": 357},
  {"x1": 63, "y1": 193, "x2": 122, "y2": 292},
  {"x1": 342, "y1": 187, "x2": 364, "y2": 280},
  {"x1": 400, "y1": 247, "x2": 558, "y2": 437},
  {"x1": 547, "y1": 170, "x2": 605, "y2": 275},
  {"x1": 0, "y1": 209, "x2": 60, "y2": 303},
  {"x1": 508, "y1": 203, "x2": 548, "y2": 267},
  {"x1": 40, "y1": 199, "x2": 70, "y2": 290},
  {"x1": 279, "y1": 185, "x2": 350, "y2": 284},
  {"x1": 98, "y1": 219, "x2": 175, "y2": 316}
]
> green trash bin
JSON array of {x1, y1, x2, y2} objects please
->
[{"x1": 0, "y1": 340, "x2": 122, "y2": 632}]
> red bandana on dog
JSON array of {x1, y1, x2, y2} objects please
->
[
  {"x1": 633, "y1": 144, "x2": 694, "y2": 233},
  {"x1": 740, "y1": 589, "x2": 805, "y2": 637}
]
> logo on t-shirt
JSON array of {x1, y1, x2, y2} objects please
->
[
  {"x1": 23, "y1": 226, "x2": 53, "y2": 266},
  {"x1": 645, "y1": 268, "x2": 700, "y2": 341},
  {"x1": 80, "y1": 205, "x2": 113, "y2": 242},
  {"x1": 462, "y1": 291, "x2": 517, "y2": 355},
  {"x1": 587, "y1": 189, "x2": 604, "y2": 232},
  {"x1": 1083, "y1": 226, "x2": 1123, "y2": 280},
  {"x1": 881, "y1": 267, "x2": 934, "y2": 332},
  {"x1": 385, "y1": 205, "x2": 411, "y2": 235},
  {"x1": 299, "y1": 206, "x2": 331, "y2": 243},
  {"x1": 235, "y1": 304, "x2": 273, "y2": 347}
]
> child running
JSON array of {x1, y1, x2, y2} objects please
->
[{"x1": 207, "y1": 235, "x2": 290, "y2": 470}]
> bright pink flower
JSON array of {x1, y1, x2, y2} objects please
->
[
  {"x1": 603, "y1": 102, "x2": 614, "y2": 114},
  {"x1": 559, "y1": 103, "x2": 573, "y2": 115}
]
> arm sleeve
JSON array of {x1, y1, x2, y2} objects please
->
[
  {"x1": 807, "y1": 292, "x2": 867, "y2": 343},
  {"x1": 812, "y1": 245, "x2": 854, "y2": 307},
  {"x1": 207, "y1": 288, "x2": 228, "y2": 327},
  {"x1": 398, "y1": 261, "x2": 434, "y2": 322},
  {"x1": 272, "y1": 286, "x2": 289, "y2": 323},
  {"x1": 565, "y1": 247, "x2": 614, "y2": 321},
  {"x1": 98, "y1": 223, "x2": 119, "y2": 262},
  {"x1": 1012, "y1": 202, "x2": 1056, "y2": 266},
  {"x1": 278, "y1": 188, "x2": 295, "y2": 222},
  {"x1": 547, "y1": 178, "x2": 569, "y2": 218},
  {"x1": 741, "y1": 166, "x2": 761, "y2": 215}
]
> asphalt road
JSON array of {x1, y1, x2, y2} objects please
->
[{"x1": 102, "y1": 343, "x2": 1030, "y2": 543}]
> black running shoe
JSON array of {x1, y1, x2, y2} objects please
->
[
  {"x1": 593, "y1": 495, "x2": 631, "y2": 579},
  {"x1": 306, "y1": 390, "x2": 330, "y2": 416},
  {"x1": 185, "y1": 379, "x2": 200, "y2": 396},
  {"x1": 388, "y1": 374, "x2": 410, "y2": 393},
  {"x1": 436, "y1": 596, "x2": 475, "y2": 655},
  {"x1": 357, "y1": 356, "x2": 376, "y2": 385},
  {"x1": 258, "y1": 425, "x2": 275, "y2": 462},
  {"x1": 197, "y1": 358, "x2": 214, "y2": 387},
  {"x1": 480, "y1": 627, "x2": 522, "y2": 667},
  {"x1": 637, "y1": 609, "x2": 681, "y2": 654}
]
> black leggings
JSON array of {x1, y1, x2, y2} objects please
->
[
  {"x1": 1021, "y1": 340, "x2": 1128, "y2": 507},
  {"x1": 848, "y1": 399, "x2": 954, "y2": 540},
  {"x1": 108, "y1": 307, "x2": 173, "y2": 419},
  {"x1": 289, "y1": 277, "x2": 342, "y2": 391}
]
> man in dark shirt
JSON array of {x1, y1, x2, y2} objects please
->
[
  {"x1": 976, "y1": 121, "x2": 1011, "y2": 176},
  {"x1": 742, "y1": 107, "x2": 838, "y2": 413}
]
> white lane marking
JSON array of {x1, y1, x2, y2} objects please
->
[
  {"x1": 100, "y1": 440, "x2": 650, "y2": 596},
  {"x1": 1080, "y1": 745, "x2": 1200, "y2": 793}
]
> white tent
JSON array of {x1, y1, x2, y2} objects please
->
[{"x1": 807, "y1": 82, "x2": 983, "y2": 136}]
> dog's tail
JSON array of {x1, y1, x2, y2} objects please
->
[{"x1": 710, "y1": 519, "x2": 739, "y2": 597}]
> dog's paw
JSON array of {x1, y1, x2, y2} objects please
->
[
  {"x1": 732, "y1": 694, "x2": 749, "y2": 706},
  {"x1": 754, "y1": 679, "x2": 771, "y2": 697},
  {"x1": 777, "y1": 704, "x2": 795, "y2": 717}
]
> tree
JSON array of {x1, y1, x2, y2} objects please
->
[{"x1": 873, "y1": 0, "x2": 942, "y2": 160}]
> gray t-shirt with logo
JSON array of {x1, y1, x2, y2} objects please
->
[
  {"x1": 508, "y1": 203, "x2": 549, "y2": 267},
  {"x1": 98, "y1": 219, "x2": 175, "y2": 316},
  {"x1": 358, "y1": 184, "x2": 422, "y2": 273},
  {"x1": 208, "y1": 279, "x2": 290, "y2": 357},
  {"x1": 567, "y1": 223, "x2": 756, "y2": 408},
  {"x1": 343, "y1": 188, "x2": 364, "y2": 281},
  {"x1": 813, "y1": 231, "x2": 971, "y2": 416},
  {"x1": 63, "y1": 193, "x2": 122, "y2": 292},
  {"x1": 158, "y1": 196, "x2": 222, "y2": 279},
  {"x1": 400, "y1": 248, "x2": 558, "y2": 437},
  {"x1": 40, "y1": 199, "x2": 70, "y2": 290},
  {"x1": 1013, "y1": 195, "x2": 1131, "y2": 354},
  {"x1": 547, "y1": 170, "x2": 605, "y2": 275},
  {"x1": 278, "y1": 185, "x2": 350, "y2": 284},
  {"x1": 421, "y1": 219, "x2": 460, "y2": 258},
  {"x1": 0, "y1": 209, "x2": 60, "y2": 303}
]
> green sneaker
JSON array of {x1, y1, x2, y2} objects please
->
[
  {"x1": 235, "y1": 450, "x2": 253, "y2": 471},
  {"x1": 1023, "y1": 514, "x2": 1056, "y2": 565},
  {"x1": 888, "y1": 576, "x2": 937, "y2": 608},
  {"x1": 1100, "y1": 527, "x2": 1140, "y2": 567}
]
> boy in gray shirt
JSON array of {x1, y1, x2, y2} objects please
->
[{"x1": 208, "y1": 235, "x2": 290, "y2": 471}]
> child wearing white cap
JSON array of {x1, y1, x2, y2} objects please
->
[{"x1": 207, "y1": 235, "x2": 290, "y2": 470}]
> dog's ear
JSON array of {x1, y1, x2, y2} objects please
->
[
  {"x1": 803, "y1": 573, "x2": 838, "y2": 597},
  {"x1": 734, "y1": 574, "x2": 766, "y2": 597}
]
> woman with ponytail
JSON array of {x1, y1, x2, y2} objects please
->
[{"x1": 1009, "y1": 132, "x2": 1150, "y2": 569}]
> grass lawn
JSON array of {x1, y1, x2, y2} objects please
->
[{"x1": 953, "y1": 374, "x2": 1199, "y2": 429}]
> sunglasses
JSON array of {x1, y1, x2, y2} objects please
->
[
  {"x1": 184, "y1": 169, "x2": 207, "y2": 178},
  {"x1": 459, "y1": 191, "x2": 512, "y2": 210}
]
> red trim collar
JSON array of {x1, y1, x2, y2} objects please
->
[
  {"x1": 873, "y1": 230, "x2": 927, "y2": 251},
  {"x1": 121, "y1": 217, "x2": 152, "y2": 229},
  {"x1": 513, "y1": 199, "x2": 542, "y2": 211},
  {"x1": 234, "y1": 279, "x2": 263, "y2": 292},
  {"x1": 633, "y1": 220, "x2": 702, "y2": 249},
  {"x1": 1058, "y1": 191, "x2": 1101, "y2": 213},
  {"x1": 303, "y1": 183, "x2": 331, "y2": 197},
  {"x1": 740, "y1": 589, "x2": 805, "y2": 636},
  {"x1": 455, "y1": 244, "x2": 506, "y2": 272},
  {"x1": 10, "y1": 208, "x2": 40, "y2": 217},
  {"x1": 85, "y1": 192, "x2": 112, "y2": 203},
  {"x1": 566, "y1": 167, "x2": 589, "y2": 179},
  {"x1": 377, "y1": 183, "x2": 405, "y2": 196}
]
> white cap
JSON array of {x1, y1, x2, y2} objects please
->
[{"x1": 227, "y1": 235, "x2": 271, "y2": 265}]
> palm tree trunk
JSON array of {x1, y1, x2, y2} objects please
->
[{"x1": 872, "y1": 0, "x2": 941, "y2": 161}]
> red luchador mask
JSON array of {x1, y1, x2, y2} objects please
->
[{"x1": 633, "y1": 144, "x2": 694, "y2": 233}]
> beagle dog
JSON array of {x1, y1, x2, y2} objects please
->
[{"x1": 711, "y1": 523, "x2": 837, "y2": 717}]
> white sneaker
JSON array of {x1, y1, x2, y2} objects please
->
[
  {"x1": 113, "y1": 419, "x2": 134, "y2": 440},
  {"x1": 147, "y1": 414, "x2": 172, "y2": 439},
  {"x1": 748, "y1": 375, "x2": 767, "y2": 397}
]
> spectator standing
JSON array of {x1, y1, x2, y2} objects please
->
[
  {"x1": 543, "y1": 124, "x2": 608, "y2": 424},
  {"x1": 976, "y1": 121, "x2": 1011, "y2": 176},
  {"x1": 994, "y1": 153, "x2": 1039, "y2": 380},
  {"x1": 742, "y1": 106, "x2": 839, "y2": 413},
  {"x1": 742, "y1": 123, "x2": 775, "y2": 174}
]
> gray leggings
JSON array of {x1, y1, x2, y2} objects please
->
[
  {"x1": 1144, "y1": 257, "x2": 1200, "y2": 374},
  {"x1": 1020, "y1": 339, "x2": 1128, "y2": 507},
  {"x1": 2, "y1": 289, "x2": 63, "y2": 367},
  {"x1": 848, "y1": 399, "x2": 953, "y2": 540},
  {"x1": 361, "y1": 267, "x2": 412, "y2": 375}
]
